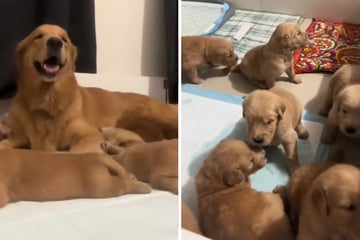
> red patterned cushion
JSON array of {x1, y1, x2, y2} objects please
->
[{"x1": 294, "y1": 19, "x2": 360, "y2": 73}]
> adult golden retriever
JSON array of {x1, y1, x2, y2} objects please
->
[
  {"x1": 233, "y1": 22, "x2": 308, "y2": 89},
  {"x1": 182, "y1": 36, "x2": 238, "y2": 84},
  {"x1": 0, "y1": 24, "x2": 177, "y2": 152},
  {"x1": 320, "y1": 64, "x2": 360, "y2": 144},
  {"x1": 196, "y1": 139, "x2": 294, "y2": 240},
  {"x1": 0, "y1": 148, "x2": 151, "y2": 208},
  {"x1": 242, "y1": 87, "x2": 308, "y2": 173}
]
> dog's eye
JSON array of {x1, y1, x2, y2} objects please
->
[
  {"x1": 343, "y1": 203, "x2": 356, "y2": 212},
  {"x1": 34, "y1": 34, "x2": 43, "y2": 40},
  {"x1": 61, "y1": 37, "x2": 68, "y2": 43},
  {"x1": 342, "y1": 109, "x2": 347, "y2": 114},
  {"x1": 266, "y1": 119, "x2": 274, "y2": 125}
]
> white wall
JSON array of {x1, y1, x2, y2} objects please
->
[
  {"x1": 92, "y1": 0, "x2": 167, "y2": 101},
  {"x1": 227, "y1": 0, "x2": 360, "y2": 24}
]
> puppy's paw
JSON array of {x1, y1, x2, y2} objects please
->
[
  {"x1": 191, "y1": 77, "x2": 204, "y2": 85},
  {"x1": 290, "y1": 76, "x2": 302, "y2": 84},
  {"x1": 297, "y1": 128, "x2": 309, "y2": 139}
]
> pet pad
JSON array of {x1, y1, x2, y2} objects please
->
[
  {"x1": 294, "y1": 19, "x2": 360, "y2": 73},
  {"x1": 181, "y1": 0, "x2": 234, "y2": 36},
  {"x1": 211, "y1": 9, "x2": 303, "y2": 61},
  {"x1": 181, "y1": 84, "x2": 329, "y2": 214}
]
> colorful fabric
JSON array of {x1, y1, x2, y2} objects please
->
[
  {"x1": 294, "y1": 19, "x2": 360, "y2": 73},
  {"x1": 211, "y1": 9, "x2": 303, "y2": 60}
]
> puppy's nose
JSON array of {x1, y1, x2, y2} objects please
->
[
  {"x1": 253, "y1": 136, "x2": 264, "y2": 144},
  {"x1": 346, "y1": 127, "x2": 357, "y2": 135},
  {"x1": 47, "y1": 37, "x2": 63, "y2": 49}
]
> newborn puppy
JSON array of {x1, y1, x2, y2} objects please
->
[
  {"x1": 295, "y1": 164, "x2": 360, "y2": 240},
  {"x1": 233, "y1": 22, "x2": 308, "y2": 89},
  {"x1": 0, "y1": 149, "x2": 151, "y2": 207},
  {"x1": 196, "y1": 139, "x2": 294, "y2": 240},
  {"x1": 320, "y1": 65, "x2": 360, "y2": 144},
  {"x1": 182, "y1": 36, "x2": 238, "y2": 84},
  {"x1": 101, "y1": 127, "x2": 178, "y2": 194},
  {"x1": 243, "y1": 87, "x2": 308, "y2": 173}
]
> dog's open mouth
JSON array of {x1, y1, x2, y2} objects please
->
[{"x1": 34, "y1": 56, "x2": 64, "y2": 79}]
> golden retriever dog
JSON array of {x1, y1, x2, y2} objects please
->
[
  {"x1": 182, "y1": 202, "x2": 203, "y2": 235},
  {"x1": 196, "y1": 139, "x2": 294, "y2": 240},
  {"x1": 295, "y1": 164, "x2": 360, "y2": 240},
  {"x1": 233, "y1": 22, "x2": 308, "y2": 89},
  {"x1": 242, "y1": 87, "x2": 308, "y2": 173},
  {"x1": 182, "y1": 36, "x2": 238, "y2": 84},
  {"x1": 0, "y1": 24, "x2": 177, "y2": 152},
  {"x1": 100, "y1": 127, "x2": 178, "y2": 194},
  {"x1": 319, "y1": 64, "x2": 360, "y2": 144},
  {"x1": 0, "y1": 149, "x2": 151, "y2": 208}
]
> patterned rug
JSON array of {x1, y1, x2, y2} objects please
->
[{"x1": 294, "y1": 19, "x2": 360, "y2": 73}]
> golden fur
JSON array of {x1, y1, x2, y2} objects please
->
[
  {"x1": 294, "y1": 164, "x2": 360, "y2": 240},
  {"x1": 182, "y1": 202, "x2": 203, "y2": 235},
  {"x1": 0, "y1": 24, "x2": 177, "y2": 152},
  {"x1": 182, "y1": 36, "x2": 238, "y2": 84},
  {"x1": 233, "y1": 22, "x2": 308, "y2": 89},
  {"x1": 196, "y1": 139, "x2": 294, "y2": 240},
  {"x1": 320, "y1": 64, "x2": 360, "y2": 144},
  {"x1": 100, "y1": 127, "x2": 178, "y2": 194},
  {"x1": 0, "y1": 149, "x2": 151, "y2": 208},
  {"x1": 242, "y1": 87, "x2": 308, "y2": 173}
]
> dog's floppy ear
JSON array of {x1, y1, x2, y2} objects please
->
[
  {"x1": 275, "y1": 100, "x2": 286, "y2": 120},
  {"x1": 15, "y1": 38, "x2": 29, "y2": 70},
  {"x1": 311, "y1": 185, "x2": 329, "y2": 217},
  {"x1": 70, "y1": 44, "x2": 78, "y2": 71},
  {"x1": 224, "y1": 167, "x2": 245, "y2": 186},
  {"x1": 281, "y1": 34, "x2": 290, "y2": 49}
]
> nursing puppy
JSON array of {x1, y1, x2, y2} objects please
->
[
  {"x1": 0, "y1": 24, "x2": 177, "y2": 152},
  {"x1": 320, "y1": 65, "x2": 360, "y2": 144},
  {"x1": 296, "y1": 164, "x2": 360, "y2": 240},
  {"x1": 182, "y1": 36, "x2": 238, "y2": 84},
  {"x1": 233, "y1": 22, "x2": 308, "y2": 89},
  {"x1": 196, "y1": 139, "x2": 294, "y2": 240},
  {"x1": 243, "y1": 87, "x2": 308, "y2": 173},
  {"x1": 100, "y1": 127, "x2": 178, "y2": 194},
  {"x1": 0, "y1": 149, "x2": 151, "y2": 208}
]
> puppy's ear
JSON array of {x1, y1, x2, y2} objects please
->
[
  {"x1": 70, "y1": 44, "x2": 78, "y2": 70},
  {"x1": 224, "y1": 168, "x2": 245, "y2": 186},
  {"x1": 311, "y1": 185, "x2": 329, "y2": 217},
  {"x1": 275, "y1": 101, "x2": 286, "y2": 120},
  {"x1": 281, "y1": 34, "x2": 290, "y2": 49}
]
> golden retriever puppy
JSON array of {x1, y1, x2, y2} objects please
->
[
  {"x1": 0, "y1": 24, "x2": 177, "y2": 152},
  {"x1": 100, "y1": 127, "x2": 144, "y2": 148},
  {"x1": 242, "y1": 87, "x2": 308, "y2": 173},
  {"x1": 233, "y1": 22, "x2": 308, "y2": 89},
  {"x1": 182, "y1": 202, "x2": 203, "y2": 235},
  {"x1": 100, "y1": 127, "x2": 178, "y2": 194},
  {"x1": 296, "y1": 164, "x2": 360, "y2": 240},
  {"x1": 0, "y1": 149, "x2": 151, "y2": 208},
  {"x1": 320, "y1": 65, "x2": 360, "y2": 144},
  {"x1": 196, "y1": 139, "x2": 294, "y2": 240},
  {"x1": 182, "y1": 36, "x2": 238, "y2": 84}
]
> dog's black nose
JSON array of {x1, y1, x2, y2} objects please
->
[
  {"x1": 253, "y1": 136, "x2": 264, "y2": 144},
  {"x1": 346, "y1": 127, "x2": 356, "y2": 135},
  {"x1": 47, "y1": 37, "x2": 63, "y2": 49}
]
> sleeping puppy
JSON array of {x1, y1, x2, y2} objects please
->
[
  {"x1": 296, "y1": 164, "x2": 360, "y2": 240},
  {"x1": 100, "y1": 127, "x2": 178, "y2": 194},
  {"x1": 233, "y1": 22, "x2": 308, "y2": 89},
  {"x1": 0, "y1": 24, "x2": 177, "y2": 153},
  {"x1": 242, "y1": 87, "x2": 308, "y2": 173},
  {"x1": 319, "y1": 65, "x2": 360, "y2": 144},
  {"x1": 196, "y1": 139, "x2": 294, "y2": 240},
  {"x1": 182, "y1": 36, "x2": 238, "y2": 84},
  {"x1": 0, "y1": 149, "x2": 151, "y2": 208}
]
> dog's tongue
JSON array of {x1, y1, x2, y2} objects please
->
[{"x1": 43, "y1": 64, "x2": 59, "y2": 73}]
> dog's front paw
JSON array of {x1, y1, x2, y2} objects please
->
[
  {"x1": 290, "y1": 76, "x2": 302, "y2": 84},
  {"x1": 191, "y1": 77, "x2": 204, "y2": 85}
]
